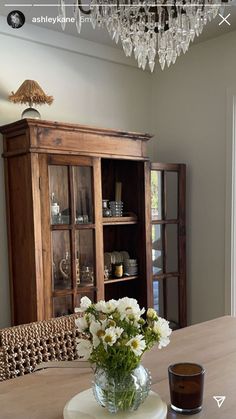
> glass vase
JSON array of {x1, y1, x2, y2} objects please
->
[{"x1": 92, "y1": 364, "x2": 151, "y2": 414}]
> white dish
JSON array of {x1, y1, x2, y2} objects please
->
[
  {"x1": 63, "y1": 389, "x2": 167, "y2": 419},
  {"x1": 120, "y1": 251, "x2": 130, "y2": 262}
]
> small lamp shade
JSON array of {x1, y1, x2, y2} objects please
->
[{"x1": 9, "y1": 80, "x2": 54, "y2": 119}]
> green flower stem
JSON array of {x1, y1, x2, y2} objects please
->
[{"x1": 104, "y1": 385, "x2": 137, "y2": 411}]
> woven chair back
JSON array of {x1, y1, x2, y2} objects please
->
[{"x1": 0, "y1": 315, "x2": 80, "y2": 381}]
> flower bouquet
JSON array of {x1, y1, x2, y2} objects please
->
[{"x1": 75, "y1": 296, "x2": 172, "y2": 414}]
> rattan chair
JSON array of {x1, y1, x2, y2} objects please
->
[{"x1": 0, "y1": 315, "x2": 82, "y2": 381}]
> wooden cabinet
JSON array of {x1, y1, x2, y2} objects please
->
[{"x1": 1, "y1": 119, "x2": 186, "y2": 327}]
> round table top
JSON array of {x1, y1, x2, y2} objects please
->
[{"x1": 63, "y1": 389, "x2": 167, "y2": 419}]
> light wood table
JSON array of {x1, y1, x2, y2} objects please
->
[{"x1": 0, "y1": 316, "x2": 235, "y2": 419}]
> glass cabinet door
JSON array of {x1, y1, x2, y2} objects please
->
[
  {"x1": 75, "y1": 230, "x2": 95, "y2": 287},
  {"x1": 49, "y1": 165, "x2": 70, "y2": 225},
  {"x1": 152, "y1": 224, "x2": 163, "y2": 275},
  {"x1": 48, "y1": 156, "x2": 98, "y2": 318},
  {"x1": 52, "y1": 230, "x2": 72, "y2": 290},
  {"x1": 73, "y1": 166, "x2": 93, "y2": 224},
  {"x1": 151, "y1": 163, "x2": 186, "y2": 329}
]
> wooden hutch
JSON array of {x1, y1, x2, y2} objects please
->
[{"x1": 1, "y1": 119, "x2": 186, "y2": 328}]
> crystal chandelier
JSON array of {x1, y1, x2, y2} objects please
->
[{"x1": 58, "y1": 1, "x2": 229, "y2": 71}]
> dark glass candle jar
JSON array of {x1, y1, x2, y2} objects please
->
[
  {"x1": 168, "y1": 363, "x2": 205, "y2": 415},
  {"x1": 112, "y1": 263, "x2": 123, "y2": 278}
]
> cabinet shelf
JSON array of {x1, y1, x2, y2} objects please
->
[
  {"x1": 105, "y1": 275, "x2": 138, "y2": 284},
  {"x1": 52, "y1": 285, "x2": 97, "y2": 297},
  {"x1": 77, "y1": 285, "x2": 97, "y2": 292},
  {"x1": 103, "y1": 214, "x2": 138, "y2": 226},
  {"x1": 52, "y1": 289, "x2": 73, "y2": 297},
  {"x1": 51, "y1": 223, "x2": 95, "y2": 230},
  {"x1": 153, "y1": 272, "x2": 180, "y2": 281}
]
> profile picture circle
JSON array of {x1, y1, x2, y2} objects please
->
[{"x1": 7, "y1": 10, "x2": 25, "y2": 29}]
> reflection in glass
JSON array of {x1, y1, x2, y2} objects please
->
[
  {"x1": 75, "y1": 292, "x2": 95, "y2": 308},
  {"x1": 49, "y1": 165, "x2": 70, "y2": 224},
  {"x1": 153, "y1": 280, "x2": 164, "y2": 317},
  {"x1": 167, "y1": 277, "x2": 179, "y2": 328},
  {"x1": 166, "y1": 171, "x2": 178, "y2": 220},
  {"x1": 151, "y1": 171, "x2": 162, "y2": 220},
  {"x1": 75, "y1": 230, "x2": 95, "y2": 286},
  {"x1": 152, "y1": 224, "x2": 163, "y2": 275},
  {"x1": 153, "y1": 278, "x2": 179, "y2": 328},
  {"x1": 166, "y1": 224, "x2": 178, "y2": 272},
  {"x1": 52, "y1": 230, "x2": 71, "y2": 290},
  {"x1": 53, "y1": 295, "x2": 73, "y2": 317},
  {"x1": 73, "y1": 166, "x2": 93, "y2": 224}
]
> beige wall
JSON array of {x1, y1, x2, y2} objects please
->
[
  {"x1": 150, "y1": 30, "x2": 236, "y2": 324},
  {"x1": 0, "y1": 20, "x2": 151, "y2": 327}
]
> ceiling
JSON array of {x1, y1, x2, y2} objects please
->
[{"x1": 0, "y1": 1, "x2": 236, "y2": 49}]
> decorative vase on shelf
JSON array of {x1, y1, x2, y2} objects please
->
[{"x1": 93, "y1": 364, "x2": 151, "y2": 414}]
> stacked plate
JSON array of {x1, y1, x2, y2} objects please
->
[
  {"x1": 124, "y1": 259, "x2": 138, "y2": 276},
  {"x1": 109, "y1": 201, "x2": 123, "y2": 217}
]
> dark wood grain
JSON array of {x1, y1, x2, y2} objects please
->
[
  {"x1": 0, "y1": 118, "x2": 152, "y2": 141},
  {"x1": 0, "y1": 119, "x2": 151, "y2": 159},
  {"x1": 3, "y1": 159, "x2": 15, "y2": 324},
  {"x1": 5, "y1": 154, "x2": 40, "y2": 324},
  {"x1": 39, "y1": 154, "x2": 52, "y2": 319}
]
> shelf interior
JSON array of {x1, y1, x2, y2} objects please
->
[
  {"x1": 101, "y1": 158, "x2": 147, "y2": 307},
  {"x1": 105, "y1": 275, "x2": 138, "y2": 284},
  {"x1": 103, "y1": 214, "x2": 138, "y2": 225}
]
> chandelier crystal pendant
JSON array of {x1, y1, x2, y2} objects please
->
[{"x1": 58, "y1": 0, "x2": 229, "y2": 71}]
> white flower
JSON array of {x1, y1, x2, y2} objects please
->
[
  {"x1": 76, "y1": 338, "x2": 92, "y2": 360},
  {"x1": 75, "y1": 296, "x2": 92, "y2": 313},
  {"x1": 147, "y1": 308, "x2": 158, "y2": 321},
  {"x1": 113, "y1": 326, "x2": 124, "y2": 339},
  {"x1": 126, "y1": 335, "x2": 146, "y2": 356},
  {"x1": 117, "y1": 297, "x2": 145, "y2": 321},
  {"x1": 102, "y1": 327, "x2": 120, "y2": 348},
  {"x1": 75, "y1": 316, "x2": 88, "y2": 332},
  {"x1": 153, "y1": 317, "x2": 172, "y2": 349},
  {"x1": 90, "y1": 320, "x2": 107, "y2": 348},
  {"x1": 85, "y1": 312, "x2": 96, "y2": 325},
  {"x1": 95, "y1": 299, "x2": 118, "y2": 314},
  {"x1": 95, "y1": 300, "x2": 106, "y2": 313},
  {"x1": 105, "y1": 299, "x2": 118, "y2": 313},
  {"x1": 107, "y1": 319, "x2": 116, "y2": 328}
]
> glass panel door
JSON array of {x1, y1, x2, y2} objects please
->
[
  {"x1": 75, "y1": 230, "x2": 95, "y2": 287},
  {"x1": 151, "y1": 170, "x2": 162, "y2": 220},
  {"x1": 52, "y1": 230, "x2": 72, "y2": 290},
  {"x1": 53, "y1": 295, "x2": 73, "y2": 317},
  {"x1": 48, "y1": 156, "x2": 98, "y2": 318},
  {"x1": 151, "y1": 164, "x2": 186, "y2": 328},
  {"x1": 152, "y1": 224, "x2": 163, "y2": 275},
  {"x1": 49, "y1": 165, "x2": 70, "y2": 225},
  {"x1": 73, "y1": 166, "x2": 93, "y2": 224},
  {"x1": 153, "y1": 278, "x2": 179, "y2": 330}
]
